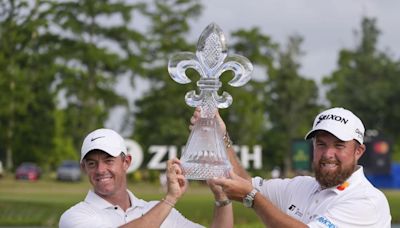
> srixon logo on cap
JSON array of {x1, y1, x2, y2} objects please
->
[{"x1": 315, "y1": 114, "x2": 349, "y2": 126}]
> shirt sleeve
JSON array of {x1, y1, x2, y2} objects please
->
[
  {"x1": 160, "y1": 207, "x2": 205, "y2": 228},
  {"x1": 252, "y1": 176, "x2": 293, "y2": 212},
  {"x1": 59, "y1": 206, "x2": 115, "y2": 228}
]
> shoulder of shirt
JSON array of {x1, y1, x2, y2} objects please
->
[
  {"x1": 61, "y1": 201, "x2": 98, "y2": 217},
  {"x1": 59, "y1": 201, "x2": 101, "y2": 227},
  {"x1": 254, "y1": 175, "x2": 315, "y2": 183},
  {"x1": 286, "y1": 176, "x2": 318, "y2": 190},
  {"x1": 269, "y1": 175, "x2": 316, "y2": 185},
  {"x1": 348, "y1": 176, "x2": 389, "y2": 204},
  {"x1": 253, "y1": 175, "x2": 318, "y2": 193}
]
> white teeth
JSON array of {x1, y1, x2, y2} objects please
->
[
  {"x1": 321, "y1": 163, "x2": 337, "y2": 169},
  {"x1": 97, "y1": 176, "x2": 112, "y2": 182}
]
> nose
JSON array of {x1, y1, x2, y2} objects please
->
[
  {"x1": 322, "y1": 146, "x2": 336, "y2": 159},
  {"x1": 96, "y1": 161, "x2": 107, "y2": 173}
]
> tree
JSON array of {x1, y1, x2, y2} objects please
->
[
  {"x1": 230, "y1": 29, "x2": 320, "y2": 173},
  {"x1": 265, "y1": 35, "x2": 320, "y2": 174},
  {"x1": 324, "y1": 17, "x2": 400, "y2": 158},
  {"x1": 47, "y1": 0, "x2": 146, "y2": 151},
  {"x1": 0, "y1": 0, "x2": 56, "y2": 169},
  {"x1": 227, "y1": 28, "x2": 276, "y2": 165},
  {"x1": 132, "y1": 0, "x2": 202, "y2": 163}
]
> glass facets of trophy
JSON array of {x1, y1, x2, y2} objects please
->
[{"x1": 168, "y1": 23, "x2": 253, "y2": 180}]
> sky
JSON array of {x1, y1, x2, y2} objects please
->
[
  {"x1": 108, "y1": 0, "x2": 400, "y2": 131},
  {"x1": 191, "y1": 0, "x2": 400, "y2": 82}
]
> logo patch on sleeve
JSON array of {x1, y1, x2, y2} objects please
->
[{"x1": 316, "y1": 216, "x2": 337, "y2": 228}]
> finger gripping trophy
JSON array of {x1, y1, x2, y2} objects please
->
[{"x1": 168, "y1": 23, "x2": 253, "y2": 180}]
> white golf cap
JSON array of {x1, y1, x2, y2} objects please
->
[
  {"x1": 305, "y1": 107, "x2": 365, "y2": 144},
  {"x1": 80, "y1": 128, "x2": 127, "y2": 162}
]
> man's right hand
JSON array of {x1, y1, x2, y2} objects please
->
[
  {"x1": 165, "y1": 158, "x2": 187, "y2": 205},
  {"x1": 212, "y1": 170, "x2": 253, "y2": 202},
  {"x1": 207, "y1": 178, "x2": 229, "y2": 201}
]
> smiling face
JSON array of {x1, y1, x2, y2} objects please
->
[
  {"x1": 312, "y1": 131, "x2": 365, "y2": 188},
  {"x1": 82, "y1": 150, "x2": 131, "y2": 199}
]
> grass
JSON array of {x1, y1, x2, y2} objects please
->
[{"x1": 0, "y1": 174, "x2": 399, "y2": 227}]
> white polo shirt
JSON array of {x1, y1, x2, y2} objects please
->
[
  {"x1": 59, "y1": 190, "x2": 204, "y2": 228},
  {"x1": 252, "y1": 166, "x2": 391, "y2": 228}
]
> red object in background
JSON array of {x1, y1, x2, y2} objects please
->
[
  {"x1": 373, "y1": 141, "x2": 389, "y2": 154},
  {"x1": 15, "y1": 162, "x2": 41, "y2": 181}
]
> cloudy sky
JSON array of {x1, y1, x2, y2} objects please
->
[{"x1": 191, "y1": 0, "x2": 400, "y2": 82}]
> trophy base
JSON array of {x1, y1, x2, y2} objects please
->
[{"x1": 181, "y1": 161, "x2": 230, "y2": 180}]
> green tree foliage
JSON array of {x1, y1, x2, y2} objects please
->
[
  {"x1": 51, "y1": 110, "x2": 78, "y2": 169},
  {"x1": 47, "y1": 0, "x2": 146, "y2": 151},
  {"x1": 0, "y1": 0, "x2": 56, "y2": 169},
  {"x1": 6, "y1": 1, "x2": 399, "y2": 174},
  {"x1": 132, "y1": 0, "x2": 202, "y2": 163},
  {"x1": 229, "y1": 30, "x2": 320, "y2": 172},
  {"x1": 323, "y1": 17, "x2": 400, "y2": 159},
  {"x1": 227, "y1": 28, "x2": 276, "y2": 166},
  {"x1": 266, "y1": 35, "x2": 320, "y2": 174}
]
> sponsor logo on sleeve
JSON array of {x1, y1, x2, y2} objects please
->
[{"x1": 316, "y1": 216, "x2": 337, "y2": 228}]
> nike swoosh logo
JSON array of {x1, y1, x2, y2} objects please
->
[{"x1": 91, "y1": 136, "x2": 105, "y2": 142}]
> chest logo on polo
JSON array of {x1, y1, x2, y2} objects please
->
[
  {"x1": 336, "y1": 181, "x2": 349, "y2": 191},
  {"x1": 288, "y1": 204, "x2": 303, "y2": 218}
]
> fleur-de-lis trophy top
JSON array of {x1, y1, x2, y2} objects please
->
[{"x1": 168, "y1": 23, "x2": 253, "y2": 180}]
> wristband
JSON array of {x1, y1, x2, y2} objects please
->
[
  {"x1": 215, "y1": 199, "x2": 232, "y2": 207},
  {"x1": 162, "y1": 198, "x2": 175, "y2": 207}
]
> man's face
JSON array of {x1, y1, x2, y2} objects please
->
[
  {"x1": 82, "y1": 150, "x2": 131, "y2": 198},
  {"x1": 312, "y1": 131, "x2": 364, "y2": 188}
]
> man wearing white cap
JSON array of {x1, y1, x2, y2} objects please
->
[
  {"x1": 59, "y1": 128, "x2": 232, "y2": 228},
  {"x1": 191, "y1": 107, "x2": 391, "y2": 227}
]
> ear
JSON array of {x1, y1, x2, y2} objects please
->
[
  {"x1": 123, "y1": 155, "x2": 132, "y2": 170},
  {"x1": 355, "y1": 143, "x2": 366, "y2": 161}
]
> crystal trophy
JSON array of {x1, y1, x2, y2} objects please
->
[{"x1": 168, "y1": 23, "x2": 253, "y2": 180}]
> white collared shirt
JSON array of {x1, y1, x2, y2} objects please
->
[
  {"x1": 59, "y1": 189, "x2": 204, "y2": 228},
  {"x1": 252, "y1": 166, "x2": 391, "y2": 228}
]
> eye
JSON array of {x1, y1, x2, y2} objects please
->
[
  {"x1": 315, "y1": 142, "x2": 326, "y2": 148},
  {"x1": 86, "y1": 161, "x2": 96, "y2": 168},
  {"x1": 105, "y1": 158, "x2": 115, "y2": 164},
  {"x1": 335, "y1": 143, "x2": 345, "y2": 149}
]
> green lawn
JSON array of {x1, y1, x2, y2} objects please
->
[{"x1": 0, "y1": 175, "x2": 399, "y2": 227}]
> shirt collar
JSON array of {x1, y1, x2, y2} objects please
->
[
  {"x1": 84, "y1": 189, "x2": 147, "y2": 210},
  {"x1": 332, "y1": 165, "x2": 364, "y2": 194},
  {"x1": 127, "y1": 189, "x2": 147, "y2": 208}
]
